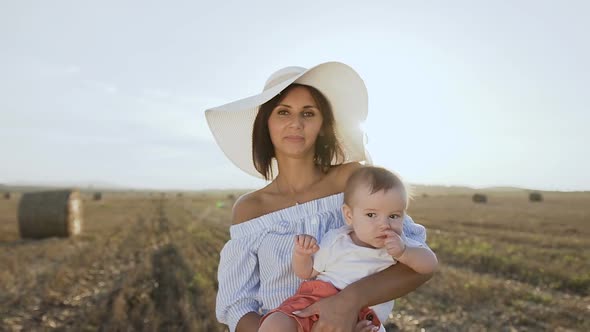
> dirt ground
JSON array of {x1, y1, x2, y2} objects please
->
[{"x1": 0, "y1": 188, "x2": 588, "y2": 331}]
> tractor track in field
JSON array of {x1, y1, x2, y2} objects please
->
[
  {"x1": 1, "y1": 198, "x2": 225, "y2": 332},
  {"x1": 1, "y1": 200, "x2": 158, "y2": 331}
]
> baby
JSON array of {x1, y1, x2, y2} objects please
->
[{"x1": 259, "y1": 166, "x2": 439, "y2": 332}]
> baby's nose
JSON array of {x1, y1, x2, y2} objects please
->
[{"x1": 378, "y1": 219, "x2": 391, "y2": 229}]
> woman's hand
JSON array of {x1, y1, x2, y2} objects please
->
[
  {"x1": 293, "y1": 291, "x2": 361, "y2": 332},
  {"x1": 294, "y1": 234, "x2": 320, "y2": 256}
]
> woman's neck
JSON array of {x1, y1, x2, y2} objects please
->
[{"x1": 274, "y1": 155, "x2": 323, "y2": 194}]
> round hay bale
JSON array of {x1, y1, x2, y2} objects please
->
[
  {"x1": 472, "y1": 193, "x2": 487, "y2": 203},
  {"x1": 3, "y1": 192, "x2": 10, "y2": 200},
  {"x1": 529, "y1": 192, "x2": 543, "y2": 202},
  {"x1": 18, "y1": 189, "x2": 83, "y2": 239},
  {"x1": 93, "y1": 192, "x2": 102, "y2": 201}
]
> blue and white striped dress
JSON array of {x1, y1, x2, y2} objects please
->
[{"x1": 215, "y1": 192, "x2": 428, "y2": 332}]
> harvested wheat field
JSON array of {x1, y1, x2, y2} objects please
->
[{"x1": 0, "y1": 187, "x2": 588, "y2": 331}]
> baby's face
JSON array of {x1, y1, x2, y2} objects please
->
[{"x1": 344, "y1": 185, "x2": 405, "y2": 249}]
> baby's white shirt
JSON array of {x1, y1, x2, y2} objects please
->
[
  {"x1": 313, "y1": 225, "x2": 425, "y2": 324},
  {"x1": 312, "y1": 226, "x2": 395, "y2": 323}
]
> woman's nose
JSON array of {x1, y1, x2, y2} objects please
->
[{"x1": 288, "y1": 116, "x2": 303, "y2": 128}]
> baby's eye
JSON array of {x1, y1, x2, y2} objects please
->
[
  {"x1": 366, "y1": 213, "x2": 376, "y2": 218},
  {"x1": 389, "y1": 214, "x2": 401, "y2": 219}
]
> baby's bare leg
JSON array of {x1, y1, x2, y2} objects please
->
[{"x1": 259, "y1": 312, "x2": 300, "y2": 332}]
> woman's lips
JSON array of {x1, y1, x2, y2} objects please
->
[{"x1": 284, "y1": 135, "x2": 304, "y2": 142}]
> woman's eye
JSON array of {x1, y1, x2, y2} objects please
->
[
  {"x1": 366, "y1": 213, "x2": 376, "y2": 218},
  {"x1": 277, "y1": 109, "x2": 289, "y2": 115},
  {"x1": 303, "y1": 111, "x2": 315, "y2": 117}
]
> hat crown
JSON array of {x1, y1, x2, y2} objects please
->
[{"x1": 263, "y1": 66, "x2": 306, "y2": 90}]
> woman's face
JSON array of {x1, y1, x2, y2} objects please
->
[{"x1": 267, "y1": 86, "x2": 324, "y2": 158}]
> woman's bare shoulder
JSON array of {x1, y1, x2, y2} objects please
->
[{"x1": 232, "y1": 190, "x2": 265, "y2": 225}]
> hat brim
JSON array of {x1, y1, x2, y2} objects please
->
[{"x1": 205, "y1": 61, "x2": 370, "y2": 179}]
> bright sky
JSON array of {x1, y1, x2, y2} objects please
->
[{"x1": 1, "y1": 1, "x2": 588, "y2": 191}]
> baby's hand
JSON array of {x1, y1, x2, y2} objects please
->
[
  {"x1": 384, "y1": 231, "x2": 406, "y2": 259},
  {"x1": 355, "y1": 320, "x2": 380, "y2": 332},
  {"x1": 294, "y1": 234, "x2": 319, "y2": 256}
]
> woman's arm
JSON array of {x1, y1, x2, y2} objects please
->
[
  {"x1": 343, "y1": 262, "x2": 433, "y2": 309},
  {"x1": 217, "y1": 194, "x2": 264, "y2": 332},
  {"x1": 295, "y1": 263, "x2": 432, "y2": 331}
]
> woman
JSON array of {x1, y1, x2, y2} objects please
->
[{"x1": 206, "y1": 62, "x2": 432, "y2": 332}]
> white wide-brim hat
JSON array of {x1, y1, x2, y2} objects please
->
[{"x1": 205, "y1": 61, "x2": 371, "y2": 179}]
